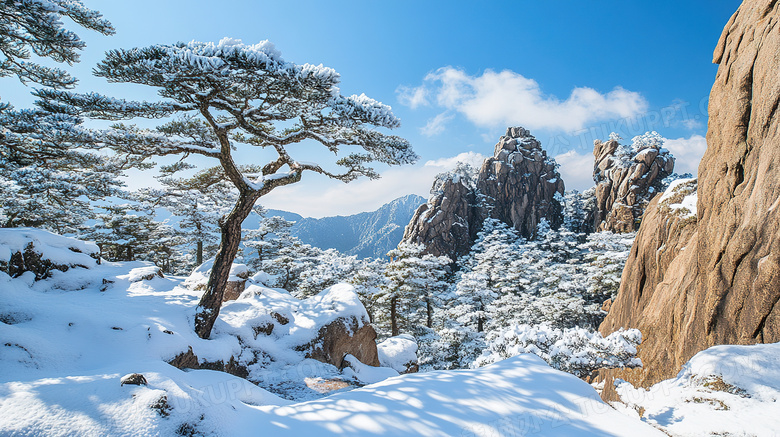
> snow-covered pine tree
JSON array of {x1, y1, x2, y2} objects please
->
[
  {"x1": 347, "y1": 257, "x2": 387, "y2": 324},
  {"x1": 0, "y1": 1, "x2": 122, "y2": 233},
  {"x1": 379, "y1": 242, "x2": 450, "y2": 337},
  {"x1": 38, "y1": 39, "x2": 417, "y2": 338},
  {"x1": 452, "y1": 218, "x2": 523, "y2": 332},
  {"x1": 0, "y1": 0, "x2": 114, "y2": 87},
  {"x1": 266, "y1": 238, "x2": 323, "y2": 293},
  {"x1": 242, "y1": 206, "x2": 295, "y2": 275},
  {"x1": 295, "y1": 249, "x2": 362, "y2": 299},
  {"x1": 84, "y1": 202, "x2": 184, "y2": 269},
  {"x1": 475, "y1": 324, "x2": 642, "y2": 378}
]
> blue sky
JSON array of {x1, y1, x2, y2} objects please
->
[{"x1": 3, "y1": 1, "x2": 741, "y2": 217}]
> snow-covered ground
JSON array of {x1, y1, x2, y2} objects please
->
[
  {"x1": 2, "y1": 228, "x2": 773, "y2": 436},
  {"x1": 612, "y1": 342, "x2": 780, "y2": 436},
  {"x1": 0, "y1": 229, "x2": 668, "y2": 436}
]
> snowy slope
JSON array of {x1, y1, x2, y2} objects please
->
[
  {"x1": 0, "y1": 229, "x2": 665, "y2": 436},
  {"x1": 613, "y1": 342, "x2": 780, "y2": 436}
]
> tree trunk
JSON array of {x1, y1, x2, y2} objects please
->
[
  {"x1": 426, "y1": 296, "x2": 433, "y2": 328},
  {"x1": 197, "y1": 240, "x2": 203, "y2": 266},
  {"x1": 194, "y1": 193, "x2": 256, "y2": 339},
  {"x1": 390, "y1": 296, "x2": 398, "y2": 337}
]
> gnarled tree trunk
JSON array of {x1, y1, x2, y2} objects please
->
[{"x1": 194, "y1": 193, "x2": 257, "y2": 339}]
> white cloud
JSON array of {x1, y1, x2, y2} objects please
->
[
  {"x1": 554, "y1": 150, "x2": 595, "y2": 192},
  {"x1": 682, "y1": 118, "x2": 703, "y2": 130},
  {"x1": 412, "y1": 67, "x2": 648, "y2": 133},
  {"x1": 424, "y1": 151, "x2": 486, "y2": 170},
  {"x1": 664, "y1": 134, "x2": 707, "y2": 176},
  {"x1": 396, "y1": 85, "x2": 429, "y2": 109},
  {"x1": 420, "y1": 112, "x2": 455, "y2": 137},
  {"x1": 259, "y1": 152, "x2": 486, "y2": 218}
]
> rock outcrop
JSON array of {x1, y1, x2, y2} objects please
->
[
  {"x1": 402, "y1": 171, "x2": 478, "y2": 260},
  {"x1": 598, "y1": 0, "x2": 780, "y2": 395},
  {"x1": 0, "y1": 229, "x2": 100, "y2": 280},
  {"x1": 222, "y1": 264, "x2": 249, "y2": 302},
  {"x1": 304, "y1": 317, "x2": 380, "y2": 368},
  {"x1": 402, "y1": 127, "x2": 564, "y2": 260},
  {"x1": 592, "y1": 134, "x2": 674, "y2": 233},
  {"x1": 477, "y1": 127, "x2": 565, "y2": 238}
]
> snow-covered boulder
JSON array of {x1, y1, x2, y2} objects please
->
[
  {"x1": 125, "y1": 265, "x2": 163, "y2": 282},
  {"x1": 0, "y1": 228, "x2": 99, "y2": 281},
  {"x1": 212, "y1": 283, "x2": 379, "y2": 371},
  {"x1": 224, "y1": 263, "x2": 249, "y2": 302},
  {"x1": 377, "y1": 334, "x2": 419, "y2": 373}
]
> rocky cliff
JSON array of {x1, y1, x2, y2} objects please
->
[
  {"x1": 477, "y1": 127, "x2": 565, "y2": 238},
  {"x1": 402, "y1": 127, "x2": 564, "y2": 260},
  {"x1": 401, "y1": 169, "x2": 478, "y2": 260},
  {"x1": 592, "y1": 134, "x2": 675, "y2": 233},
  {"x1": 598, "y1": 0, "x2": 780, "y2": 395}
]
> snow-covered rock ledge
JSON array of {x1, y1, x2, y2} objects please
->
[{"x1": 0, "y1": 228, "x2": 100, "y2": 281}]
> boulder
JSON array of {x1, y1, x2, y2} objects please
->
[
  {"x1": 166, "y1": 346, "x2": 249, "y2": 379},
  {"x1": 377, "y1": 334, "x2": 419, "y2": 374},
  {"x1": 302, "y1": 317, "x2": 380, "y2": 368},
  {"x1": 127, "y1": 266, "x2": 163, "y2": 282},
  {"x1": 120, "y1": 373, "x2": 148, "y2": 386},
  {"x1": 598, "y1": 0, "x2": 780, "y2": 396},
  {"x1": 222, "y1": 264, "x2": 250, "y2": 302}
]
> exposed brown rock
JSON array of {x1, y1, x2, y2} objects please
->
[
  {"x1": 222, "y1": 279, "x2": 247, "y2": 302},
  {"x1": 598, "y1": 0, "x2": 780, "y2": 395},
  {"x1": 402, "y1": 127, "x2": 564, "y2": 259},
  {"x1": 477, "y1": 127, "x2": 565, "y2": 239},
  {"x1": 402, "y1": 174, "x2": 477, "y2": 260},
  {"x1": 301, "y1": 317, "x2": 380, "y2": 368},
  {"x1": 167, "y1": 346, "x2": 200, "y2": 369},
  {"x1": 120, "y1": 373, "x2": 148, "y2": 386},
  {"x1": 592, "y1": 137, "x2": 674, "y2": 233},
  {"x1": 166, "y1": 346, "x2": 249, "y2": 379}
]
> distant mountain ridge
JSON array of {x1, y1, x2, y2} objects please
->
[{"x1": 243, "y1": 194, "x2": 426, "y2": 259}]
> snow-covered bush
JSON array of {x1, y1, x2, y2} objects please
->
[{"x1": 475, "y1": 324, "x2": 642, "y2": 377}]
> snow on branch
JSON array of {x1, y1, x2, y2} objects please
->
[{"x1": 475, "y1": 324, "x2": 642, "y2": 377}]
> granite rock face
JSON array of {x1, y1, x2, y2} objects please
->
[
  {"x1": 402, "y1": 127, "x2": 564, "y2": 260},
  {"x1": 598, "y1": 0, "x2": 780, "y2": 395},
  {"x1": 592, "y1": 136, "x2": 674, "y2": 233},
  {"x1": 476, "y1": 127, "x2": 565, "y2": 239},
  {"x1": 401, "y1": 172, "x2": 478, "y2": 261}
]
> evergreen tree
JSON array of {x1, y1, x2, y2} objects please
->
[
  {"x1": 379, "y1": 242, "x2": 450, "y2": 337},
  {"x1": 40, "y1": 39, "x2": 417, "y2": 338},
  {"x1": 295, "y1": 249, "x2": 360, "y2": 298},
  {"x1": 452, "y1": 218, "x2": 523, "y2": 332},
  {"x1": 0, "y1": 1, "x2": 121, "y2": 233},
  {"x1": 85, "y1": 202, "x2": 184, "y2": 270},
  {"x1": 242, "y1": 206, "x2": 295, "y2": 274},
  {"x1": 347, "y1": 257, "x2": 387, "y2": 324},
  {"x1": 141, "y1": 165, "x2": 236, "y2": 266}
]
